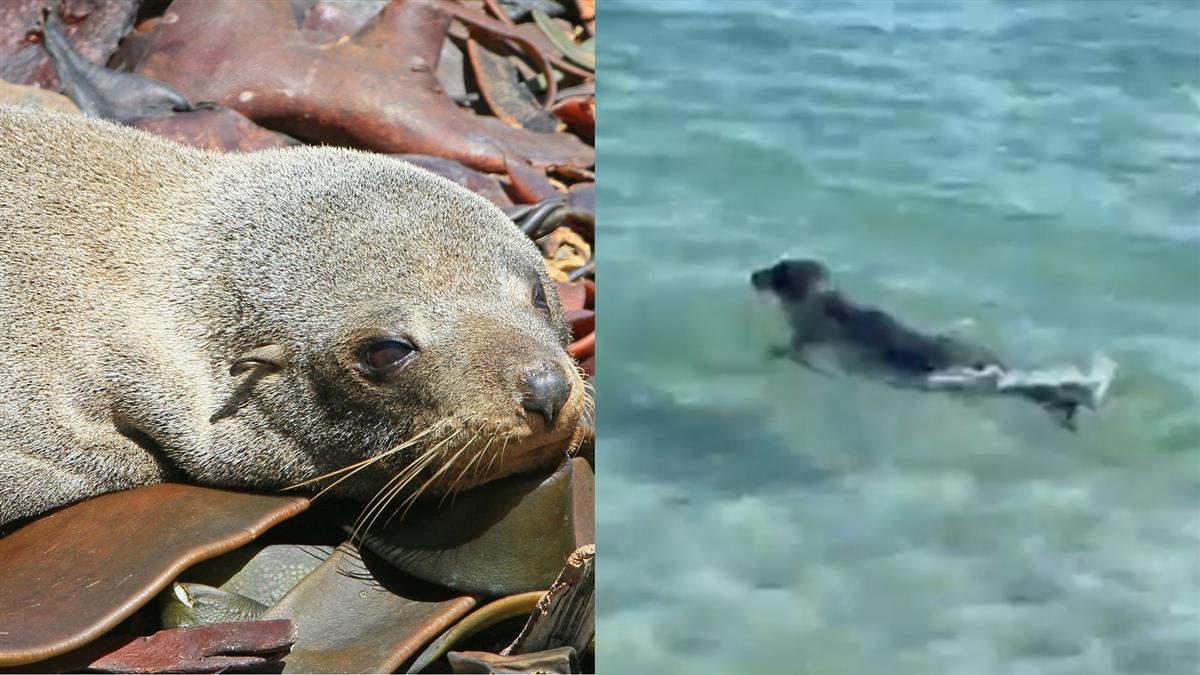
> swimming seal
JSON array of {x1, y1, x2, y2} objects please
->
[
  {"x1": 752, "y1": 258, "x2": 1108, "y2": 429},
  {"x1": 0, "y1": 106, "x2": 588, "y2": 527}
]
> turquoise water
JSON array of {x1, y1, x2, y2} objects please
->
[{"x1": 596, "y1": 1, "x2": 1200, "y2": 673}]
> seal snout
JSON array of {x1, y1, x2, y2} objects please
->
[
  {"x1": 751, "y1": 259, "x2": 830, "y2": 300},
  {"x1": 750, "y1": 268, "x2": 771, "y2": 291},
  {"x1": 517, "y1": 362, "x2": 572, "y2": 428}
]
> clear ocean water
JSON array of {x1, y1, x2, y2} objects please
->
[{"x1": 595, "y1": 1, "x2": 1200, "y2": 673}]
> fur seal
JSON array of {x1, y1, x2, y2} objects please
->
[
  {"x1": 0, "y1": 106, "x2": 588, "y2": 527},
  {"x1": 752, "y1": 258, "x2": 1110, "y2": 429}
]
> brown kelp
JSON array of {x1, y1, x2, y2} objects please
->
[{"x1": 131, "y1": 0, "x2": 593, "y2": 172}]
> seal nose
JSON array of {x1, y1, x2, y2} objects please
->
[
  {"x1": 751, "y1": 269, "x2": 770, "y2": 290},
  {"x1": 518, "y1": 363, "x2": 571, "y2": 428}
]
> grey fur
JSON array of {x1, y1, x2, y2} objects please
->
[{"x1": 0, "y1": 107, "x2": 586, "y2": 526}]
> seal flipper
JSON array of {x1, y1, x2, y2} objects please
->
[
  {"x1": 766, "y1": 343, "x2": 840, "y2": 378},
  {"x1": 1083, "y1": 352, "x2": 1118, "y2": 409},
  {"x1": 41, "y1": 8, "x2": 194, "y2": 123},
  {"x1": 1005, "y1": 354, "x2": 1117, "y2": 429},
  {"x1": 765, "y1": 344, "x2": 791, "y2": 361},
  {"x1": 1042, "y1": 399, "x2": 1080, "y2": 432}
]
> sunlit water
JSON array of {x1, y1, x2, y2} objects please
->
[{"x1": 595, "y1": 1, "x2": 1200, "y2": 673}]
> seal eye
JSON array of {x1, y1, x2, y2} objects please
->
[
  {"x1": 364, "y1": 339, "x2": 414, "y2": 372},
  {"x1": 532, "y1": 278, "x2": 549, "y2": 311}
]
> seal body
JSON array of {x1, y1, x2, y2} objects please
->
[
  {"x1": 752, "y1": 259, "x2": 1004, "y2": 380},
  {"x1": 0, "y1": 107, "x2": 586, "y2": 526},
  {"x1": 752, "y1": 258, "x2": 1093, "y2": 428}
]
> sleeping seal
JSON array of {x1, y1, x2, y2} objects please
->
[
  {"x1": 0, "y1": 106, "x2": 588, "y2": 527},
  {"x1": 752, "y1": 258, "x2": 1112, "y2": 429}
]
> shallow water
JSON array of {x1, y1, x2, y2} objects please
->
[{"x1": 595, "y1": 1, "x2": 1200, "y2": 673}]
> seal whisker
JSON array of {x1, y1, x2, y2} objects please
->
[
  {"x1": 354, "y1": 424, "x2": 464, "y2": 536},
  {"x1": 283, "y1": 420, "x2": 445, "y2": 493},
  {"x1": 309, "y1": 439, "x2": 432, "y2": 504},
  {"x1": 350, "y1": 429, "x2": 458, "y2": 542},
  {"x1": 498, "y1": 434, "x2": 511, "y2": 473},
  {"x1": 575, "y1": 364, "x2": 592, "y2": 384},
  {"x1": 400, "y1": 443, "x2": 470, "y2": 512},
  {"x1": 369, "y1": 440, "x2": 463, "y2": 536},
  {"x1": 367, "y1": 444, "x2": 448, "y2": 533},
  {"x1": 421, "y1": 425, "x2": 482, "y2": 513},
  {"x1": 442, "y1": 426, "x2": 487, "y2": 498},
  {"x1": 441, "y1": 427, "x2": 496, "y2": 508},
  {"x1": 307, "y1": 420, "x2": 452, "y2": 501},
  {"x1": 566, "y1": 425, "x2": 587, "y2": 458},
  {"x1": 307, "y1": 432, "x2": 429, "y2": 502},
  {"x1": 486, "y1": 435, "x2": 512, "y2": 479},
  {"x1": 394, "y1": 437, "x2": 476, "y2": 520},
  {"x1": 348, "y1": 432, "x2": 449, "y2": 541},
  {"x1": 468, "y1": 431, "x2": 501, "y2": 484},
  {"x1": 350, "y1": 449, "x2": 439, "y2": 544},
  {"x1": 481, "y1": 435, "x2": 502, "y2": 478}
]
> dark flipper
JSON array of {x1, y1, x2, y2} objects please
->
[
  {"x1": 767, "y1": 344, "x2": 838, "y2": 378},
  {"x1": 766, "y1": 344, "x2": 791, "y2": 361},
  {"x1": 41, "y1": 8, "x2": 194, "y2": 123},
  {"x1": 1041, "y1": 399, "x2": 1080, "y2": 432}
]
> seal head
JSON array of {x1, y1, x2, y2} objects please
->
[{"x1": 751, "y1": 258, "x2": 829, "y2": 301}]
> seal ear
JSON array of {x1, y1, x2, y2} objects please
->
[
  {"x1": 229, "y1": 344, "x2": 287, "y2": 377},
  {"x1": 211, "y1": 345, "x2": 287, "y2": 424}
]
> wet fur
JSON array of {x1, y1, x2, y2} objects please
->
[
  {"x1": 819, "y1": 293, "x2": 1005, "y2": 377},
  {"x1": 0, "y1": 107, "x2": 586, "y2": 526}
]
